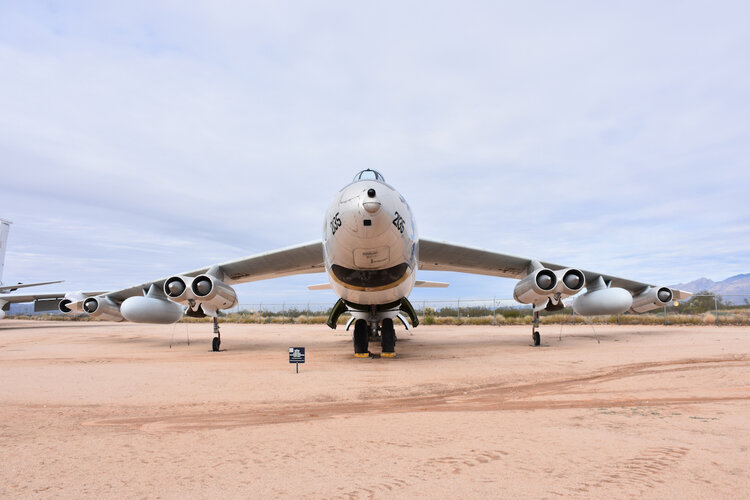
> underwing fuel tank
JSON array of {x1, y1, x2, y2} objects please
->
[
  {"x1": 573, "y1": 287, "x2": 633, "y2": 316},
  {"x1": 121, "y1": 285, "x2": 184, "y2": 324}
]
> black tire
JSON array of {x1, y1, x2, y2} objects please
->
[
  {"x1": 212, "y1": 337, "x2": 221, "y2": 352},
  {"x1": 381, "y1": 318, "x2": 395, "y2": 353},
  {"x1": 353, "y1": 319, "x2": 369, "y2": 354},
  {"x1": 532, "y1": 331, "x2": 540, "y2": 346}
]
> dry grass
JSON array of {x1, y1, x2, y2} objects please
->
[{"x1": 7, "y1": 309, "x2": 750, "y2": 326}]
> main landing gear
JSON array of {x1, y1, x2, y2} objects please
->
[
  {"x1": 212, "y1": 316, "x2": 221, "y2": 352},
  {"x1": 532, "y1": 310, "x2": 541, "y2": 346},
  {"x1": 352, "y1": 318, "x2": 397, "y2": 358}
]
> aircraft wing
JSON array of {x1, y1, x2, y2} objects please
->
[
  {"x1": 417, "y1": 238, "x2": 691, "y2": 300},
  {"x1": 0, "y1": 280, "x2": 64, "y2": 293},
  {"x1": 1, "y1": 241, "x2": 326, "y2": 307}
]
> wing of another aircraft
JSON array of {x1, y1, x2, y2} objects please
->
[
  {"x1": 418, "y1": 238, "x2": 691, "y2": 300},
  {"x1": 0, "y1": 280, "x2": 64, "y2": 293}
]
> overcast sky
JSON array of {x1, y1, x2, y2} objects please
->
[{"x1": 1, "y1": 1, "x2": 748, "y2": 306}]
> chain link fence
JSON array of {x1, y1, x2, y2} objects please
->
[{"x1": 213, "y1": 294, "x2": 749, "y2": 326}]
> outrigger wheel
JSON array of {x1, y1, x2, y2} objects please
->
[
  {"x1": 381, "y1": 318, "x2": 396, "y2": 357},
  {"x1": 353, "y1": 319, "x2": 369, "y2": 357},
  {"x1": 532, "y1": 331, "x2": 540, "y2": 346}
]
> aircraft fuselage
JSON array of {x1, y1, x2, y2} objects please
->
[{"x1": 323, "y1": 175, "x2": 417, "y2": 309}]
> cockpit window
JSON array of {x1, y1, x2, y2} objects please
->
[{"x1": 353, "y1": 169, "x2": 385, "y2": 182}]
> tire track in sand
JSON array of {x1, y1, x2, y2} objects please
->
[{"x1": 83, "y1": 356, "x2": 750, "y2": 432}]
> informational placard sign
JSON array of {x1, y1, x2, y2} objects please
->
[{"x1": 289, "y1": 347, "x2": 305, "y2": 372}]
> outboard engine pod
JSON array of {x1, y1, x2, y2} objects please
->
[
  {"x1": 513, "y1": 268, "x2": 558, "y2": 305},
  {"x1": 631, "y1": 286, "x2": 673, "y2": 313}
]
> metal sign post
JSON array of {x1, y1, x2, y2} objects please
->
[{"x1": 289, "y1": 347, "x2": 305, "y2": 373}]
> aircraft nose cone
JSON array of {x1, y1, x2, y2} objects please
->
[{"x1": 363, "y1": 201, "x2": 381, "y2": 213}]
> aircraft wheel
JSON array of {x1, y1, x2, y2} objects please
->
[
  {"x1": 212, "y1": 337, "x2": 221, "y2": 352},
  {"x1": 381, "y1": 318, "x2": 395, "y2": 354},
  {"x1": 353, "y1": 319, "x2": 369, "y2": 356},
  {"x1": 532, "y1": 331, "x2": 540, "y2": 346}
]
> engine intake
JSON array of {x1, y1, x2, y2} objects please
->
[
  {"x1": 513, "y1": 268, "x2": 557, "y2": 305},
  {"x1": 190, "y1": 274, "x2": 237, "y2": 310},
  {"x1": 82, "y1": 296, "x2": 124, "y2": 322},
  {"x1": 163, "y1": 276, "x2": 195, "y2": 304},
  {"x1": 630, "y1": 286, "x2": 673, "y2": 313},
  {"x1": 554, "y1": 268, "x2": 585, "y2": 296}
]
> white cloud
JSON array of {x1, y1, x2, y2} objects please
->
[{"x1": 0, "y1": 1, "x2": 748, "y2": 304}]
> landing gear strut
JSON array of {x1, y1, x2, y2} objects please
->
[
  {"x1": 532, "y1": 310, "x2": 541, "y2": 346},
  {"x1": 212, "y1": 316, "x2": 221, "y2": 352},
  {"x1": 353, "y1": 319, "x2": 369, "y2": 357},
  {"x1": 381, "y1": 318, "x2": 396, "y2": 357}
]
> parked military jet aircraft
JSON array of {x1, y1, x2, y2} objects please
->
[{"x1": 0, "y1": 171, "x2": 690, "y2": 354}]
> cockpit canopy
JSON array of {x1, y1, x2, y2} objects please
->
[{"x1": 353, "y1": 169, "x2": 385, "y2": 182}]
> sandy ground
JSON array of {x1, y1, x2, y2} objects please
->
[{"x1": 0, "y1": 320, "x2": 748, "y2": 499}]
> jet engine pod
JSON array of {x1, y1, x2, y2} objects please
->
[
  {"x1": 630, "y1": 286, "x2": 673, "y2": 313},
  {"x1": 59, "y1": 292, "x2": 86, "y2": 313},
  {"x1": 513, "y1": 268, "x2": 557, "y2": 304},
  {"x1": 573, "y1": 287, "x2": 633, "y2": 316},
  {"x1": 82, "y1": 296, "x2": 124, "y2": 321},
  {"x1": 190, "y1": 274, "x2": 238, "y2": 310},
  {"x1": 121, "y1": 296, "x2": 184, "y2": 324},
  {"x1": 554, "y1": 268, "x2": 585, "y2": 296},
  {"x1": 163, "y1": 276, "x2": 195, "y2": 304}
]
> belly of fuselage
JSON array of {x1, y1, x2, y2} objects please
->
[{"x1": 323, "y1": 179, "x2": 417, "y2": 306}]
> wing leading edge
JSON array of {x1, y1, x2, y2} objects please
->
[
  {"x1": 1, "y1": 241, "x2": 326, "y2": 307},
  {"x1": 417, "y1": 238, "x2": 691, "y2": 300}
]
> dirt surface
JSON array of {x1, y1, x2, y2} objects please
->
[{"x1": 1, "y1": 320, "x2": 748, "y2": 498}]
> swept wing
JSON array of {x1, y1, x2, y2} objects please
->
[{"x1": 418, "y1": 238, "x2": 691, "y2": 300}]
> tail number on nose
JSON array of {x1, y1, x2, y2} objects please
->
[
  {"x1": 392, "y1": 211, "x2": 405, "y2": 233},
  {"x1": 330, "y1": 212, "x2": 342, "y2": 235}
]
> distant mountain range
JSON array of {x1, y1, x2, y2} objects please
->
[{"x1": 672, "y1": 273, "x2": 750, "y2": 305}]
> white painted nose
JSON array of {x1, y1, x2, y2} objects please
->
[
  {"x1": 363, "y1": 188, "x2": 381, "y2": 213},
  {"x1": 363, "y1": 201, "x2": 381, "y2": 213}
]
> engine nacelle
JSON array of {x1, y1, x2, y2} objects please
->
[
  {"x1": 121, "y1": 296, "x2": 184, "y2": 324},
  {"x1": 59, "y1": 291, "x2": 86, "y2": 313},
  {"x1": 513, "y1": 268, "x2": 557, "y2": 305},
  {"x1": 554, "y1": 268, "x2": 585, "y2": 296},
  {"x1": 190, "y1": 274, "x2": 238, "y2": 310},
  {"x1": 82, "y1": 296, "x2": 124, "y2": 321},
  {"x1": 163, "y1": 276, "x2": 196, "y2": 304},
  {"x1": 573, "y1": 287, "x2": 633, "y2": 316},
  {"x1": 630, "y1": 286, "x2": 673, "y2": 313}
]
